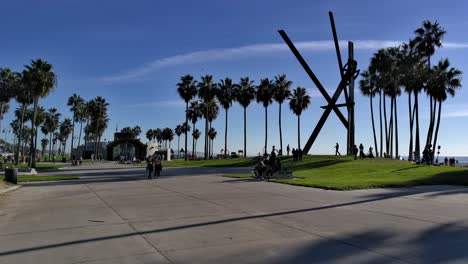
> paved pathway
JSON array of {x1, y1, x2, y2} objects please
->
[{"x1": 1, "y1": 163, "x2": 468, "y2": 263}]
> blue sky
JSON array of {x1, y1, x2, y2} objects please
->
[{"x1": 1, "y1": 0, "x2": 468, "y2": 156}]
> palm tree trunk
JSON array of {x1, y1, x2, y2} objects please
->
[
  {"x1": 84, "y1": 119, "x2": 89, "y2": 147},
  {"x1": 30, "y1": 98, "x2": 39, "y2": 168},
  {"x1": 432, "y1": 101, "x2": 442, "y2": 163},
  {"x1": 379, "y1": 89, "x2": 383, "y2": 157},
  {"x1": 383, "y1": 92, "x2": 388, "y2": 157},
  {"x1": 297, "y1": 115, "x2": 301, "y2": 150},
  {"x1": 70, "y1": 118, "x2": 75, "y2": 156},
  {"x1": 177, "y1": 135, "x2": 180, "y2": 159},
  {"x1": 185, "y1": 102, "x2": 188, "y2": 161},
  {"x1": 29, "y1": 117, "x2": 34, "y2": 167},
  {"x1": 264, "y1": 106, "x2": 268, "y2": 154},
  {"x1": 408, "y1": 93, "x2": 413, "y2": 161},
  {"x1": 77, "y1": 121, "x2": 83, "y2": 149},
  {"x1": 370, "y1": 95, "x2": 378, "y2": 157},
  {"x1": 414, "y1": 92, "x2": 421, "y2": 160},
  {"x1": 388, "y1": 97, "x2": 394, "y2": 158},
  {"x1": 35, "y1": 127, "x2": 39, "y2": 161},
  {"x1": 192, "y1": 122, "x2": 196, "y2": 158},
  {"x1": 394, "y1": 96, "x2": 399, "y2": 159},
  {"x1": 94, "y1": 118, "x2": 99, "y2": 157},
  {"x1": 243, "y1": 107, "x2": 247, "y2": 158},
  {"x1": 204, "y1": 107, "x2": 208, "y2": 160},
  {"x1": 224, "y1": 108, "x2": 228, "y2": 159},
  {"x1": 279, "y1": 102, "x2": 283, "y2": 155},
  {"x1": 15, "y1": 104, "x2": 27, "y2": 165}
]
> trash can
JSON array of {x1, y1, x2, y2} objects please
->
[{"x1": 4, "y1": 167, "x2": 18, "y2": 184}]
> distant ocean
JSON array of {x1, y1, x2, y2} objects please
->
[{"x1": 402, "y1": 156, "x2": 468, "y2": 164}]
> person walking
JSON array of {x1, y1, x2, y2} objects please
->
[
  {"x1": 353, "y1": 145, "x2": 358, "y2": 160},
  {"x1": 359, "y1": 143, "x2": 365, "y2": 159},
  {"x1": 146, "y1": 156, "x2": 154, "y2": 179},
  {"x1": 286, "y1": 144, "x2": 290, "y2": 156},
  {"x1": 154, "y1": 155, "x2": 162, "y2": 178},
  {"x1": 334, "y1": 143, "x2": 341, "y2": 156}
]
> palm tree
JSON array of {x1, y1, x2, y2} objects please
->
[
  {"x1": 154, "y1": 128, "x2": 163, "y2": 147},
  {"x1": 44, "y1": 108, "x2": 61, "y2": 159},
  {"x1": 67, "y1": 94, "x2": 84, "y2": 155},
  {"x1": 359, "y1": 68, "x2": 379, "y2": 157},
  {"x1": 235, "y1": 77, "x2": 256, "y2": 157},
  {"x1": 0, "y1": 68, "x2": 17, "y2": 134},
  {"x1": 32, "y1": 106, "x2": 46, "y2": 161},
  {"x1": 385, "y1": 47, "x2": 402, "y2": 158},
  {"x1": 273, "y1": 74, "x2": 292, "y2": 155},
  {"x1": 289, "y1": 87, "x2": 311, "y2": 151},
  {"x1": 256, "y1": 78, "x2": 275, "y2": 154},
  {"x1": 162, "y1": 128, "x2": 174, "y2": 149},
  {"x1": 175, "y1": 125, "x2": 183, "y2": 158},
  {"x1": 217, "y1": 78, "x2": 236, "y2": 158},
  {"x1": 192, "y1": 129, "x2": 201, "y2": 157},
  {"x1": 14, "y1": 73, "x2": 33, "y2": 164},
  {"x1": 23, "y1": 59, "x2": 57, "y2": 168},
  {"x1": 181, "y1": 122, "x2": 191, "y2": 158},
  {"x1": 41, "y1": 138, "x2": 49, "y2": 156},
  {"x1": 59, "y1": 118, "x2": 73, "y2": 156},
  {"x1": 414, "y1": 20, "x2": 446, "y2": 147},
  {"x1": 131, "y1": 126, "x2": 142, "y2": 139},
  {"x1": 429, "y1": 59, "x2": 462, "y2": 160},
  {"x1": 197, "y1": 75, "x2": 217, "y2": 160},
  {"x1": 146, "y1": 129, "x2": 154, "y2": 142},
  {"x1": 203, "y1": 100, "x2": 219, "y2": 158},
  {"x1": 88, "y1": 96, "x2": 109, "y2": 157},
  {"x1": 187, "y1": 101, "x2": 203, "y2": 158},
  {"x1": 208, "y1": 127, "x2": 217, "y2": 159},
  {"x1": 177, "y1": 74, "x2": 198, "y2": 160}
]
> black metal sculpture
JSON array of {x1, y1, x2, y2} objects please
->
[{"x1": 278, "y1": 11, "x2": 359, "y2": 155}]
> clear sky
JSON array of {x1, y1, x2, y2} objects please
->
[{"x1": 1, "y1": 0, "x2": 468, "y2": 156}]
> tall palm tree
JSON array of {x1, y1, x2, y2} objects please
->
[
  {"x1": 256, "y1": 78, "x2": 275, "y2": 154},
  {"x1": 187, "y1": 101, "x2": 203, "y2": 158},
  {"x1": 197, "y1": 75, "x2": 217, "y2": 160},
  {"x1": 14, "y1": 73, "x2": 33, "y2": 164},
  {"x1": 175, "y1": 125, "x2": 183, "y2": 158},
  {"x1": 44, "y1": 108, "x2": 61, "y2": 158},
  {"x1": 131, "y1": 126, "x2": 142, "y2": 139},
  {"x1": 359, "y1": 68, "x2": 379, "y2": 157},
  {"x1": 273, "y1": 74, "x2": 292, "y2": 155},
  {"x1": 32, "y1": 106, "x2": 46, "y2": 161},
  {"x1": 289, "y1": 87, "x2": 311, "y2": 151},
  {"x1": 181, "y1": 122, "x2": 190, "y2": 158},
  {"x1": 0, "y1": 68, "x2": 17, "y2": 134},
  {"x1": 216, "y1": 78, "x2": 236, "y2": 158},
  {"x1": 177, "y1": 74, "x2": 198, "y2": 160},
  {"x1": 23, "y1": 59, "x2": 57, "y2": 168},
  {"x1": 162, "y1": 128, "x2": 174, "y2": 149},
  {"x1": 414, "y1": 20, "x2": 446, "y2": 147},
  {"x1": 59, "y1": 118, "x2": 73, "y2": 156},
  {"x1": 41, "y1": 138, "x2": 49, "y2": 156},
  {"x1": 146, "y1": 129, "x2": 154, "y2": 142},
  {"x1": 192, "y1": 129, "x2": 201, "y2": 157},
  {"x1": 203, "y1": 100, "x2": 219, "y2": 158},
  {"x1": 88, "y1": 96, "x2": 109, "y2": 157},
  {"x1": 208, "y1": 127, "x2": 217, "y2": 159},
  {"x1": 429, "y1": 59, "x2": 462, "y2": 160},
  {"x1": 67, "y1": 94, "x2": 84, "y2": 155},
  {"x1": 386, "y1": 47, "x2": 402, "y2": 158},
  {"x1": 235, "y1": 77, "x2": 255, "y2": 157}
]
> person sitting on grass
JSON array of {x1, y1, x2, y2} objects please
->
[{"x1": 368, "y1": 146, "x2": 374, "y2": 158}]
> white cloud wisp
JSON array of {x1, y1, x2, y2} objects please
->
[{"x1": 101, "y1": 40, "x2": 468, "y2": 82}]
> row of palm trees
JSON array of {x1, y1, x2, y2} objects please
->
[
  {"x1": 0, "y1": 60, "x2": 111, "y2": 167},
  {"x1": 359, "y1": 20, "x2": 462, "y2": 161},
  {"x1": 177, "y1": 74, "x2": 311, "y2": 160}
]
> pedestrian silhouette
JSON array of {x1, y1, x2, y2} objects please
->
[{"x1": 334, "y1": 143, "x2": 341, "y2": 156}]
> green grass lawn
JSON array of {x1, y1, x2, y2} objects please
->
[
  {"x1": 1, "y1": 174, "x2": 79, "y2": 183},
  {"x1": 2, "y1": 163, "x2": 64, "y2": 170},
  {"x1": 222, "y1": 155, "x2": 468, "y2": 190}
]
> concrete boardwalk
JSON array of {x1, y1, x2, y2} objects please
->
[{"x1": 1, "y1": 163, "x2": 468, "y2": 263}]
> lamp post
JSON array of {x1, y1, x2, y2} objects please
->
[{"x1": 437, "y1": 145, "x2": 441, "y2": 164}]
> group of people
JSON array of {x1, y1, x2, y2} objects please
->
[
  {"x1": 444, "y1": 157, "x2": 458, "y2": 166},
  {"x1": 254, "y1": 147, "x2": 282, "y2": 180},
  {"x1": 335, "y1": 143, "x2": 374, "y2": 160},
  {"x1": 146, "y1": 154, "x2": 162, "y2": 179},
  {"x1": 71, "y1": 155, "x2": 83, "y2": 166}
]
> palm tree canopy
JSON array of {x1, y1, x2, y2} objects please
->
[
  {"x1": 359, "y1": 68, "x2": 378, "y2": 97},
  {"x1": 67, "y1": 94, "x2": 85, "y2": 122},
  {"x1": 187, "y1": 101, "x2": 203, "y2": 124},
  {"x1": 192, "y1": 129, "x2": 201, "y2": 140},
  {"x1": 208, "y1": 127, "x2": 217, "y2": 140},
  {"x1": 59, "y1": 118, "x2": 73, "y2": 139},
  {"x1": 202, "y1": 100, "x2": 219, "y2": 122},
  {"x1": 23, "y1": 59, "x2": 57, "y2": 99},
  {"x1": 256, "y1": 78, "x2": 274, "y2": 108},
  {"x1": 273, "y1": 74, "x2": 292, "y2": 104},
  {"x1": 427, "y1": 58, "x2": 462, "y2": 102},
  {"x1": 414, "y1": 20, "x2": 446, "y2": 59},
  {"x1": 235, "y1": 77, "x2": 255, "y2": 109},
  {"x1": 175, "y1": 125, "x2": 183, "y2": 137},
  {"x1": 198, "y1": 75, "x2": 217, "y2": 103},
  {"x1": 181, "y1": 122, "x2": 191, "y2": 133},
  {"x1": 162, "y1": 127, "x2": 174, "y2": 142},
  {"x1": 0, "y1": 68, "x2": 19, "y2": 103},
  {"x1": 177, "y1": 74, "x2": 198, "y2": 103},
  {"x1": 399, "y1": 39, "x2": 428, "y2": 94},
  {"x1": 154, "y1": 128, "x2": 163, "y2": 143},
  {"x1": 289, "y1": 87, "x2": 311, "y2": 116},
  {"x1": 217, "y1": 78, "x2": 236, "y2": 109}
]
